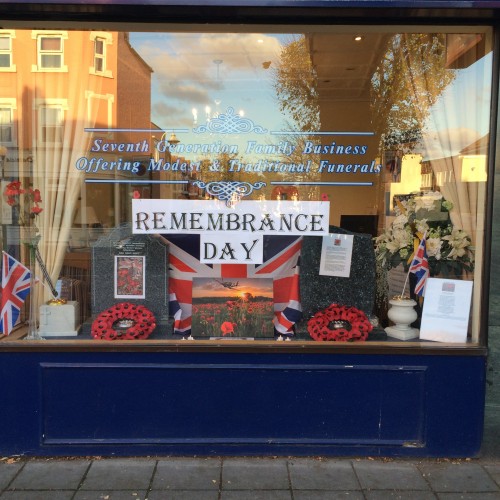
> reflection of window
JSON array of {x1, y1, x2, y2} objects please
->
[
  {"x1": 89, "y1": 32, "x2": 113, "y2": 77},
  {"x1": 94, "y1": 37, "x2": 105, "y2": 73},
  {"x1": 39, "y1": 105, "x2": 63, "y2": 143},
  {"x1": 31, "y1": 31, "x2": 68, "y2": 72},
  {"x1": 0, "y1": 107, "x2": 13, "y2": 142},
  {"x1": 0, "y1": 35, "x2": 12, "y2": 68},
  {"x1": 39, "y1": 36, "x2": 63, "y2": 68}
]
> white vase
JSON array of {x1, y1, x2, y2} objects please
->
[{"x1": 385, "y1": 298, "x2": 419, "y2": 340}]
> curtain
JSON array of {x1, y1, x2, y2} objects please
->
[
  {"x1": 400, "y1": 33, "x2": 492, "y2": 341},
  {"x1": 29, "y1": 33, "x2": 104, "y2": 304}
]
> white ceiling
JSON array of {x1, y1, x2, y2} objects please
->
[{"x1": 308, "y1": 33, "x2": 390, "y2": 102}]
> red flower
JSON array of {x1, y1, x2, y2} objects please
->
[
  {"x1": 30, "y1": 205, "x2": 43, "y2": 214},
  {"x1": 220, "y1": 321, "x2": 234, "y2": 336},
  {"x1": 5, "y1": 181, "x2": 22, "y2": 196},
  {"x1": 33, "y1": 189, "x2": 42, "y2": 203}
]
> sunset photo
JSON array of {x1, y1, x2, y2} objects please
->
[{"x1": 191, "y1": 277, "x2": 274, "y2": 338}]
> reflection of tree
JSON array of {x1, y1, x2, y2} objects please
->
[
  {"x1": 198, "y1": 152, "x2": 239, "y2": 183},
  {"x1": 371, "y1": 34, "x2": 455, "y2": 152},
  {"x1": 273, "y1": 36, "x2": 320, "y2": 132},
  {"x1": 272, "y1": 36, "x2": 321, "y2": 200}
]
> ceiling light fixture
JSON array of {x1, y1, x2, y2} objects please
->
[{"x1": 354, "y1": 35, "x2": 364, "y2": 42}]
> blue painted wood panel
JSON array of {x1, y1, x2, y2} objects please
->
[
  {"x1": 40, "y1": 363, "x2": 426, "y2": 445},
  {"x1": 0, "y1": 351, "x2": 485, "y2": 457}
]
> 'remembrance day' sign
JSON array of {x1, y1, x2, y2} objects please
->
[{"x1": 132, "y1": 199, "x2": 330, "y2": 264}]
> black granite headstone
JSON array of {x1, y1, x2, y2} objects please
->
[
  {"x1": 85, "y1": 224, "x2": 169, "y2": 337},
  {"x1": 297, "y1": 227, "x2": 385, "y2": 339}
]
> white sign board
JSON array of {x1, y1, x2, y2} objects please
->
[
  {"x1": 420, "y1": 277, "x2": 473, "y2": 343},
  {"x1": 132, "y1": 199, "x2": 330, "y2": 236},
  {"x1": 200, "y1": 232, "x2": 264, "y2": 264},
  {"x1": 319, "y1": 233, "x2": 354, "y2": 277}
]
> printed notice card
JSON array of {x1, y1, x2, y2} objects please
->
[
  {"x1": 420, "y1": 277, "x2": 473, "y2": 343},
  {"x1": 319, "y1": 233, "x2": 354, "y2": 278}
]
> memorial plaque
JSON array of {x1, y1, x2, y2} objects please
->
[
  {"x1": 84, "y1": 224, "x2": 169, "y2": 337},
  {"x1": 298, "y1": 227, "x2": 384, "y2": 339}
]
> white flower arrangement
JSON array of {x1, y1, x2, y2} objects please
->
[{"x1": 374, "y1": 192, "x2": 474, "y2": 277}]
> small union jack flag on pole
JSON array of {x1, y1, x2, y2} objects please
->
[
  {"x1": 0, "y1": 251, "x2": 32, "y2": 336},
  {"x1": 409, "y1": 233, "x2": 430, "y2": 297}
]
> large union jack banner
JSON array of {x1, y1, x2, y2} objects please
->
[
  {"x1": 0, "y1": 251, "x2": 32, "y2": 336},
  {"x1": 160, "y1": 235, "x2": 302, "y2": 337}
]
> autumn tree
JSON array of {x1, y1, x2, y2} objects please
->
[
  {"x1": 273, "y1": 35, "x2": 320, "y2": 133},
  {"x1": 272, "y1": 35, "x2": 321, "y2": 200},
  {"x1": 371, "y1": 33, "x2": 456, "y2": 152}
]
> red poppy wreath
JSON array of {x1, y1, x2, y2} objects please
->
[
  {"x1": 91, "y1": 302, "x2": 156, "y2": 340},
  {"x1": 307, "y1": 304, "x2": 372, "y2": 342}
]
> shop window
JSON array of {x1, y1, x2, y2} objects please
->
[{"x1": 0, "y1": 27, "x2": 492, "y2": 347}]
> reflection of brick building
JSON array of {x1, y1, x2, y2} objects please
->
[{"x1": 0, "y1": 30, "x2": 154, "y2": 228}]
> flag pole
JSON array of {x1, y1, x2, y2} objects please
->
[
  {"x1": 403, "y1": 231, "x2": 427, "y2": 300},
  {"x1": 401, "y1": 270, "x2": 411, "y2": 299}
]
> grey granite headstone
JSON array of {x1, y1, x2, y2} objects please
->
[
  {"x1": 297, "y1": 227, "x2": 381, "y2": 338},
  {"x1": 85, "y1": 224, "x2": 169, "y2": 336}
]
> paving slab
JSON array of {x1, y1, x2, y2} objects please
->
[
  {"x1": 365, "y1": 491, "x2": 437, "y2": 499},
  {"x1": 8, "y1": 460, "x2": 90, "y2": 490},
  {"x1": 293, "y1": 491, "x2": 365, "y2": 500},
  {"x1": 0, "y1": 492, "x2": 74, "y2": 500},
  {"x1": 353, "y1": 461, "x2": 430, "y2": 491},
  {"x1": 151, "y1": 458, "x2": 221, "y2": 490},
  {"x1": 0, "y1": 463, "x2": 23, "y2": 490},
  {"x1": 148, "y1": 492, "x2": 219, "y2": 500},
  {"x1": 221, "y1": 491, "x2": 292, "y2": 500},
  {"x1": 418, "y1": 463, "x2": 500, "y2": 493},
  {"x1": 221, "y1": 458, "x2": 289, "y2": 490},
  {"x1": 288, "y1": 458, "x2": 361, "y2": 490},
  {"x1": 73, "y1": 491, "x2": 148, "y2": 500},
  {"x1": 436, "y1": 493, "x2": 500, "y2": 499},
  {"x1": 483, "y1": 464, "x2": 500, "y2": 486},
  {"x1": 81, "y1": 459, "x2": 155, "y2": 491}
]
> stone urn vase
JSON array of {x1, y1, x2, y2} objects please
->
[{"x1": 385, "y1": 298, "x2": 419, "y2": 340}]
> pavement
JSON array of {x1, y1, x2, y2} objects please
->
[{"x1": 1, "y1": 407, "x2": 500, "y2": 499}]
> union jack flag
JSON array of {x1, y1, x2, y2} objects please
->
[
  {"x1": 409, "y1": 233, "x2": 429, "y2": 297},
  {"x1": 0, "y1": 251, "x2": 32, "y2": 336},
  {"x1": 161, "y1": 235, "x2": 302, "y2": 337}
]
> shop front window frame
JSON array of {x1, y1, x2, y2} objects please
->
[{"x1": 0, "y1": 23, "x2": 493, "y2": 351}]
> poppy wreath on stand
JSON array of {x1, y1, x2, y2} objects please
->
[
  {"x1": 91, "y1": 302, "x2": 156, "y2": 340},
  {"x1": 307, "y1": 303, "x2": 372, "y2": 342}
]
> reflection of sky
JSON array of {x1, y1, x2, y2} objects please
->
[
  {"x1": 129, "y1": 32, "x2": 493, "y2": 162},
  {"x1": 192, "y1": 277, "x2": 273, "y2": 298},
  {"x1": 130, "y1": 32, "x2": 293, "y2": 160}
]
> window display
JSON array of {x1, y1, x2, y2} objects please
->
[{"x1": 0, "y1": 27, "x2": 492, "y2": 346}]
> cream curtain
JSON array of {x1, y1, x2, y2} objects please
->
[
  {"x1": 400, "y1": 33, "x2": 492, "y2": 341},
  {"x1": 29, "y1": 33, "x2": 104, "y2": 303}
]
